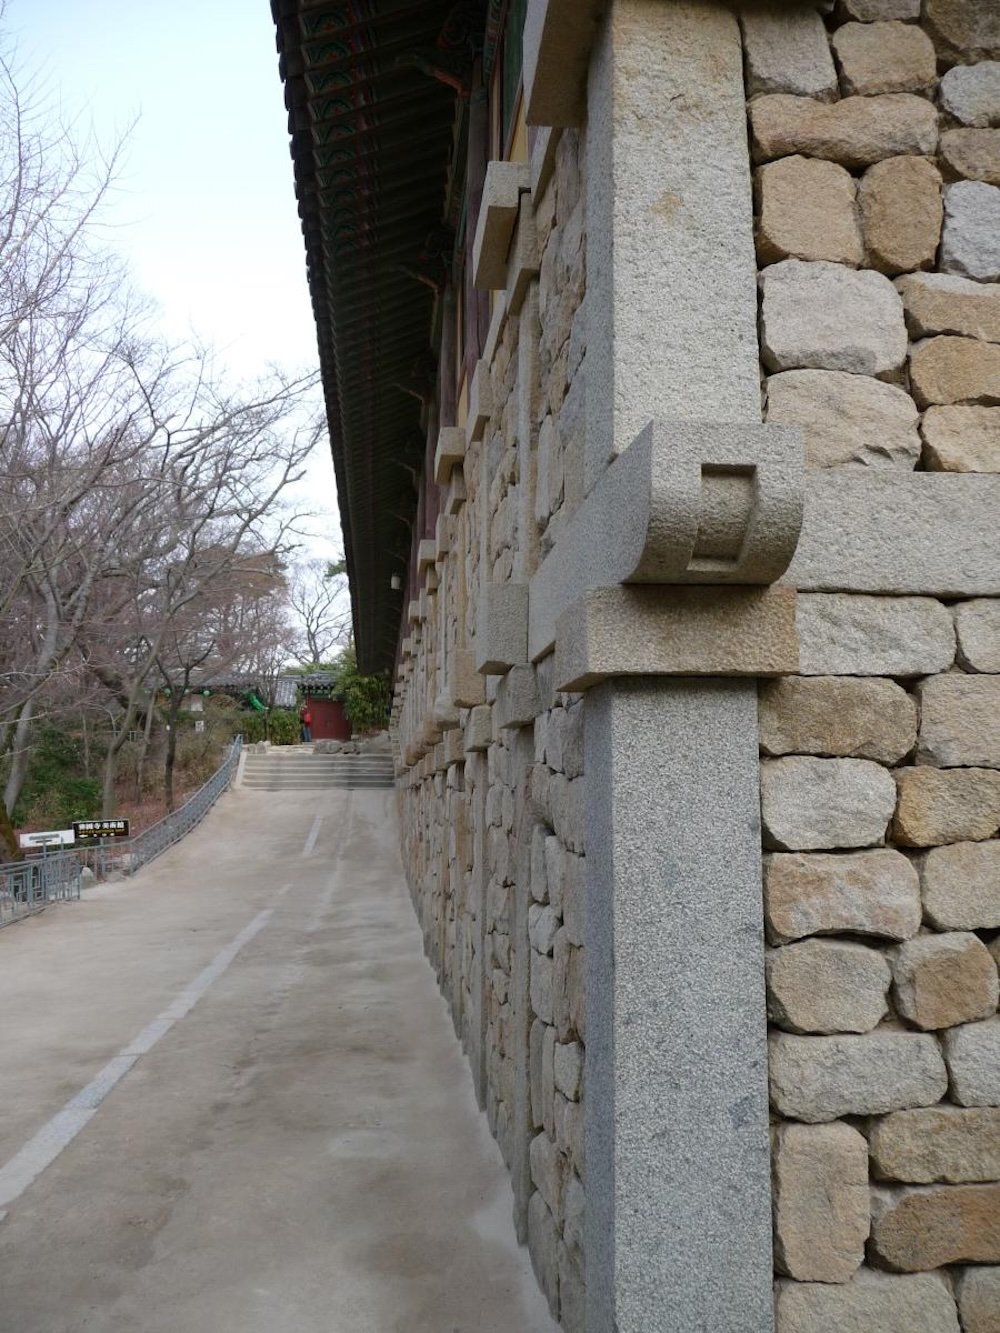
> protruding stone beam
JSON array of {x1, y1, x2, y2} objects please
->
[
  {"x1": 417, "y1": 539, "x2": 436, "y2": 574},
  {"x1": 475, "y1": 583, "x2": 529, "y2": 675},
  {"x1": 554, "y1": 585, "x2": 798, "y2": 692},
  {"x1": 448, "y1": 648, "x2": 487, "y2": 708},
  {"x1": 434, "y1": 426, "x2": 466, "y2": 485},
  {"x1": 472, "y1": 161, "x2": 530, "y2": 291},
  {"x1": 523, "y1": 0, "x2": 604, "y2": 127},
  {"x1": 466, "y1": 360, "x2": 493, "y2": 445},
  {"x1": 529, "y1": 417, "x2": 804, "y2": 661},
  {"x1": 505, "y1": 197, "x2": 540, "y2": 317},
  {"x1": 446, "y1": 470, "x2": 467, "y2": 515}
]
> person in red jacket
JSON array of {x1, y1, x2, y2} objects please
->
[{"x1": 300, "y1": 704, "x2": 313, "y2": 743}]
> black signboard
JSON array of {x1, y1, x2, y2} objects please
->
[{"x1": 73, "y1": 818, "x2": 131, "y2": 841}]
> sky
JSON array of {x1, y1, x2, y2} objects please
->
[{"x1": 7, "y1": 0, "x2": 341, "y2": 558}]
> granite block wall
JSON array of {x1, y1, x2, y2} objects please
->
[{"x1": 746, "y1": 5, "x2": 1000, "y2": 1329}]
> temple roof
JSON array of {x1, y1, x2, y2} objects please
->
[{"x1": 271, "y1": 0, "x2": 467, "y2": 672}]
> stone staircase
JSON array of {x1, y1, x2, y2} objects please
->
[{"x1": 241, "y1": 747, "x2": 395, "y2": 791}]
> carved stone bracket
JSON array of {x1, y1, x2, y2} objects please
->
[{"x1": 529, "y1": 417, "x2": 804, "y2": 663}]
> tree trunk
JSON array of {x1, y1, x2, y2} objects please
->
[
  {"x1": 0, "y1": 799, "x2": 22, "y2": 860},
  {"x1": 135, "y1": 693, "x2": 155, "y2": 801},
  {"x1": 3, "y1": 698, "x2": 36, "y2": 817},
  {"x1": 163, "y1": 696, "x2": 183, "y2": 813}
]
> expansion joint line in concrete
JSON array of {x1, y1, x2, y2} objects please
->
[{"x1": 0, "y1": 904, "x2": 281, "y2": 1221}]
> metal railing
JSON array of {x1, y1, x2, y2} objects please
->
[
  {"x1": 0, "y1": 849, "x2": 81, "y2": 929},
  {"x1": 0, "y1": 737, "x2": 242, "y2": 928},
  {"x1": 115, "y1": 736, "x2": 243, "y2": 877}
]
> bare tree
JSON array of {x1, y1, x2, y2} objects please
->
[
  {"x1": 0, "y1": 43, "x2": 324, "y2": 851},
  {"x1": 286, "y1": 557, "x2": 351, "y2": 666}
]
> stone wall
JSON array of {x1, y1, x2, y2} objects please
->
[
  {"x1": 746, "y1": 5, "x2": 1000, "y2": 1329},
  {"x1": 396, "y1": 124, "x2": 588, "y2": 1330}
]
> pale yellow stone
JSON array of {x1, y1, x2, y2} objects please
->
[
  {"x1": 891, "y1": 932, "x2": 999, "y2": 1030},
  {"x1": 832, "y1": 21, "x2": 937, "y2": 97},
  {"x1": 917, "y1": 675, "x2": 1000, "y2": 768},
  {"x1": 941, "y1": 129, "x2": 1000, "y2": 188},
  {"x1": 772, "y1": 1122, "x2": 869, "y2": 1282},
  {"x1": 910, "y1": 336, "x2": 1000, "y2": 409},
  {"x1": 871, "y1": 1106, "x2": 1000, "y2": 1184},
  {"x1": 870, "y1": 1182, "x2": 1000, "y2": 1270},
  {"x1": 922, "y1": 406, "x2": 1000, "y2": 471},
  {"x1": 859, "y1": 156, "x2": 942, "y2": 275},
  {"x1": 893, "y1": 766, "x2": 1000, "y2": 846},
  {"x1": 897, "y1": 273, "x2": 1000, "y2": 344},
  {"x1": 759, "y1": 676, "x2": 916, "y2": 763},
  {"x1": 751, "y1": 93, "x2": 939, "y2": 169},
  {"x1": 756, "y1": 156, "x2": 863, "y2": 267}
]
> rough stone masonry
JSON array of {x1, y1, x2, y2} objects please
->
[{"x1": 390, "y1": 2, "x2": 1000, "y2": 1330}]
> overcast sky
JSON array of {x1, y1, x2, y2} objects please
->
[{"x1": 7, "y1": 0, "x2": 340, "y2": 555}]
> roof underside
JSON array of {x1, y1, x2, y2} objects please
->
[{"x1": 271, "y1": 0, "x2": 467, "y2": 673}]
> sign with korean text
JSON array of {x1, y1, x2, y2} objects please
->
[{"x1": 72, "y1": 818, "x2": 130, "y2": 842}]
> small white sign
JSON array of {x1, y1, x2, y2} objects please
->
[
  {"x1": 19, "y1": 829, "x2": 76, "y2": 849},
  {"x1": 194, "y1": 718, "x2": 205, "y2": 733}
]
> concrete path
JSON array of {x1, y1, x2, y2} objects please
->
[{"x1": 0, "y1": 787, "x2": 557, "y2": 1333}]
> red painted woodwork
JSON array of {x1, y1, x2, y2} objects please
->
[{"x1": 305, "y1": 696, "x2": 351, "y2": 741}]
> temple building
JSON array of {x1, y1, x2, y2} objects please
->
[{"x1": 271, "y1": 2, "x2": 1000, "y2": 1329}]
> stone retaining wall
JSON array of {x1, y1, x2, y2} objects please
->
[
  {"x1": 395, "y1": 3, "x2": 1000, "y2": 1328},
  {"x1": 397, "y1": 123, "x2": 589, "y2": 1329},
  {"x1": 748, "y1": 5, "x2": 1000, "y2": 1329}
]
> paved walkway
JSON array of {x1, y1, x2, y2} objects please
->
[{"x1": 0, "y1": 787, "x2": 556, "y2": 1333}]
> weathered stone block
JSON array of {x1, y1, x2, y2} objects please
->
[
  {"x1": 762, "y1": 756, "x2": 896, "y2": 851},
  {"x1": 940, "y1": 62, "x2": 1000, "y2": 129},
  {"x1": 910, "y1": 336, "x2": 1000, "y2": 408},
  {"x1": 527, "y1": 1191, "x2": 560, "y2": 1318},
  {"x1": 563, "y1": 1171, "x2": 585, "y2": 1258},
  {"x1": 786, "y1": 471, "x2": 1000, "y2": 598},
  {"x1": 956, "y1": 1266, "x2": 1000, "y2": 1333},
  {"x1": 837, "y1": 0, "x2": 920, "y2": 16},
  {"x1": 765, "y1": 368, "x2": 920, "y2": 469},
  {"x1": 917, "y1": 675, "x2": 1000, "y2": 768},
  {"x1": 897, "y1": 272, "x2": 1000, "y2": 344},
  {"x1": 433, "y1": 426, "x2": 466, "y2": 485},
  {"x1": 797, "y1": 594, "x2": 954, "y2": 676},
  {"x1": 552, "y1": 927, "x2": 583, "y2": 1042},
  {"x1": 870, "y1": 1182, "x2": 1000, "y2": 1270},
  {"x1": 891, "y1": 931, "x2": 999, "y2": 1030},
  {"x1": 773, "y1": 1122, "x2": 869, "y2": 1283},
  {"x1": 870, "y1": 1106, "x2": 1000, "y2": 1183},
  {"x1": 941, "y1": 129, "x2": 1000, "y2": 188},
  {"x1": 759, "y1": 676, "x2": 916, "y2": 764},
  {"x1": 495, "y1": 664, "x2": 541, "y2": 731},
  {"x1": 832, "y1": 21, "x2": 937, "y2": 96},
  {"x1": 942, "y1": 1016, "x2": 1000, "y2": 1105},
  {"x1": 767, "y1": 938, "x2": 890, "y2": 1033},
  {"x1": 922, "y1": 840, "x2": 1000, "y2": 929},
  {"x1": 760, "y1": 259, "x2": 908, "y2": 378},
  {"x1": 924, "y1": 0, "x2": 1000, "y2": 63},
  {"x1": 530, "y1": 823, "x2": 549, "y2": 905},
  {"x1": 859, "y1": 156, "x2": 942, "y2": 275},
  {"x1": 922, "y1": 406, "x2": 1000, "y2": 471},
  {"x1": 473, "y1": 160, "x2": 529, "y2": 291},
  {"x1": 750, "y1": 93, "x2": 939, "y2": 169},
  {"x1": 475, "y1": 582, "x2": 528, "y2": 675},
  {"x1": 529, "y1": 1129, "x2": 565, "y2": 1219},
  {"x1": 893, "y1": 767, "x2": 1000, "y2": 846},
  {"x1": 764, "y1": 849, "x2": 922, "y2": 944},
  {"x1": 553, "y1": 1040, "x2": 583, "y2": 1101},
  {"x1": 553, "y1": 585, "x2": 799, "y2": 691},
  {"x1": 530, "y1": 949, "x2": 554, "y2": 1024},
  {"x1": 941, "y1": 181, "x2": 1000, "y2": 282},
  {"x1": 755, "y1": 157, "x2": 863, "y2": 267},
  {"x1": 464, "y1": 704, "x2": 493, "y2": 753},
  {"x1": 769, "y1": 1029, "x2": 948, "y2": 1121},
  {"x1": 522, "y1": 0, "x2": 601, "y2": 128},
  {"x1": 741, "y1": 7, "x2": 838, "y2": 100},
  {"x1": 956, "y1": 598, "x2": 1000, "y2": 670},
  {"x1": 529, "y1": 903, "x2": 560, "y2": 957},
  {"x1": 774, "y1": 1270, "x2": 961, "y2": 1333}
]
